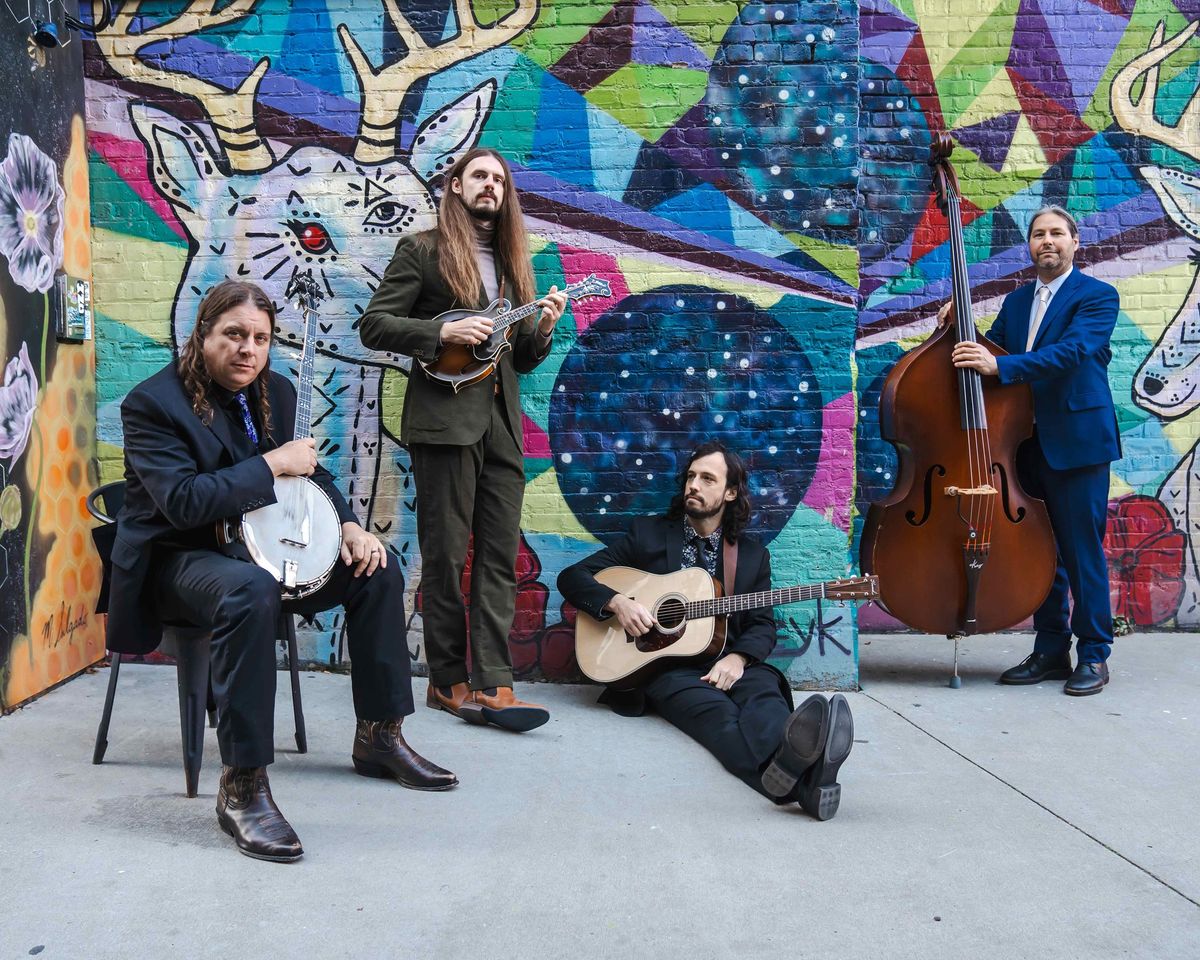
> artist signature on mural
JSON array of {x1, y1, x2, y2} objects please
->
[
  {"x1": 786, "y1": 606, "x2": 851, "y2": 658},
  {"x1": 40, "y1": 601, "x2": 89, "y2": 649}
]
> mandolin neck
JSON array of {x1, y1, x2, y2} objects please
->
[{"x1": 492, "y1": 279, "x2": 595, "y2": 335}]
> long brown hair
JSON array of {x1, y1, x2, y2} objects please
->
[
  {"x1": 667, "y1": 440, "x2": 753, "y2": 543},
  {"x1": 177, "y1": 279, "x2": 275, "y2": 435},
  {"x1": 432, "y1": 148, "x2": 535, "y2": 306}
]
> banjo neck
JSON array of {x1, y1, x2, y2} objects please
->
[{"x1": 292, "y1": 280, "x2": 319, "y2": 439}]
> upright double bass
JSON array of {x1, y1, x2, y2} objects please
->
[{"x1": 861, "y1": 136, "x2": 1056, "y2": 637}]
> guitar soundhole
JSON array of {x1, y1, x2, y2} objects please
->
[{"x1": 656, "y1": 597, "x2": 686, "y2": 631}]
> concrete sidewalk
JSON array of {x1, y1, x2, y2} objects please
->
[{"x1": 1, "y1": 633, "x2": 1196, "y2": 960}]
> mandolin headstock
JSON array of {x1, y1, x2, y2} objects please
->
[{"x1": 570, "y1": 274, "x2": 613, "y2": 302}]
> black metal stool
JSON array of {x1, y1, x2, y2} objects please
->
[{"x1": 88, "y1": 480, "x2": 308, "y2": 797}]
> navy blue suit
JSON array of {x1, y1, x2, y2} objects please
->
[{"x1": 989, "y1": 269, "x2": 1119, "y2": 662}]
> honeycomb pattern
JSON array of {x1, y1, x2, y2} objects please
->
[{"x1": 3, "y1": 117, "x2": 103, "y2": 708}]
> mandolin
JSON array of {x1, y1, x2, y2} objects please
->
[
  {"x1": 418, "y1": 274, "x2": 612, "y2": 392},
  {"x1": 574, "y1": 567, "x2": 878, "y2": 689}
]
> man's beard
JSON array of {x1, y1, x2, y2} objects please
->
[
  {"x1": 684, "y1": 498, "x2": 724, "y2": 522},
  {"x1": 467, "y1": 198, "x2": 498, "y2": 222}
]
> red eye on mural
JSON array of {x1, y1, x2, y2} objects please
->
[{"x1": 288, "y1": 220, "x2": 335, "y2": 255}]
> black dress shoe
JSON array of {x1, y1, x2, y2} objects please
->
[
  {"x1": 1064, "y1": 661, "x2": 1109, "y2": 697},
  {"x1": 797, "y1": 693, "x2": 854, "y2": 821},
  {"x1": 216, "y1": 766, "x2": 303, "y2": 863},
  {"x1": 761, "y1": 694, "x2": 829, "y2": 799},
  {"x1": 998, "y1": 652, "x2": 1073, "y2": 685},
  {"x1": 352, "y1": 719, "x2": 459, "y2": 791}
]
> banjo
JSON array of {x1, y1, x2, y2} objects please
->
[{"x1": 217, "y1": 272, "x2": 342, "y2": 597}]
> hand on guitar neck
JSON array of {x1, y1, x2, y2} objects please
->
[{"x1": 262, "y1": 437, "x2": 317, "y2": 478}]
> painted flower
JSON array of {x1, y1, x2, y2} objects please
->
[
  {"x1": 0, "y1": 342, "x2": 38, "y2": 465},
  {"x1": 0, "y1": 133, "x2": 65, "y2": 293},
  {"x1": 1104, "y1": 495, "x2": 1186, "y2": 627}
]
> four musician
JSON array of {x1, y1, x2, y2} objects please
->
[
  {"x1": 360, "y1": 148, "x2": 567, "y2": 732},
  {"x1": 952, "y1": 206, "x2": 1119, "y2": 696},
  {"x1": 100, "y1": 152, "x2": 1125, "y2": 860},
  {"x1": 107, "y1": 280, "x2": 455, "y2": 862},
  {"x1": 557, "y1": 442, "x2": 855, "y2": 820}
]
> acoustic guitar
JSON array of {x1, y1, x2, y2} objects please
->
[
  {"x1": 216, "y1": 271, "x2": 342, "y2": 597},
  {"x1": 418, "y1": 274, "x2": 612, "y2": 392},
  {"x1": 574, "y1": 567, "x2": 879, "y2": 689}
]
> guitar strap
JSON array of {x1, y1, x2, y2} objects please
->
[{"x1": 722, "y1": 538, "x2": 738, "y2": 599}]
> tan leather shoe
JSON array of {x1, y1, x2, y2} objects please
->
[
  {"x1": 426, "y1": 681, "x2": 486, "y2": 725},
  {"x1": 469, "y1": 686, "x2": 550, "y2": 732}
]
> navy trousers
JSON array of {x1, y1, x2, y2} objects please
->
[{"x1": 1019, "y1": 438, "x2": 1113, "y2": 664}]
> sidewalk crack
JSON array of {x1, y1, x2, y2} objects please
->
[{"x1": 861, "y1": 692, "x2": 1200, "y2": 911}]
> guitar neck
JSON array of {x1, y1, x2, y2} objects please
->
[
  {"x1": 293, "y1": 300, "x2": 317, "y2": 439},
  {"x1": 493, "y1": 280, "x2": 593, "y2": 334},
  {"x1": 686, "y1": 583, "x2": 829, "y2": 620}
]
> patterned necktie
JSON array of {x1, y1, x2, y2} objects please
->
[
  {"x1": 234, "y1": 391, "x2": 259, "y2": 446},
  {"x1": 1026, "y1": 285, "x2": 1051, "y2": 352}
]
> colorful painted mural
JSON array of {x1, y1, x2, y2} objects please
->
[
  {"x1": 0, "y1": 16, "x2": 104, "y2": 711},
  {"x1": 80, "y1": 0, "x2": 1200, "y2": 693},
  {"x1": 854, "y1": 0, "x2": 1200, "y2": 636}
]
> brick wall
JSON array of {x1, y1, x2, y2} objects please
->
[{"x1": 80, "y1": 1, "x2": 1200, "y2": 692}]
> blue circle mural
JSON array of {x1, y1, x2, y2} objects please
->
[{"x1": 549, "y1": 285, "x2": 823, "y2": 544}]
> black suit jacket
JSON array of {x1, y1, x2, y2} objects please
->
[
  {"x1": 557, "y1": 515, "x2": 778, "y2": 665},
  {"x1": 102, "y1": 363, "x2": 357, "y2": 655}
]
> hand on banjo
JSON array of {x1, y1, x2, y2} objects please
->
[{"x1": 263, "y1": 438, "x2": 317, "y2": 477}]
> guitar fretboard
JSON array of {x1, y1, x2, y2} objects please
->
[{"x1": 686, "y1": 583, "x2": 827, "y2": 620}]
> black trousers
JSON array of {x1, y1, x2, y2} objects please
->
[
  {"x1": 153, "y1": 549, "x2": 414, "y2": 768},
  {"x1": 644, "y1": 663, "x2": 794, "y2": 797}
]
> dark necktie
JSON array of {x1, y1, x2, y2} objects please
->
[
  {"x1": 235, "y1": 391, "x2": 259, "y2": 447},
  {"x1": 693, "y1": 535, "x2": 709, "y2": 570}
]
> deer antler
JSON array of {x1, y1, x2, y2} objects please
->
[
  {"x1": 338, "y1": 0, "x2": 538, "y2": 164},
  {"x1": 1112, "y1": 19, "x2": 1200, "y2": 162},
  {"x1": 92, "y1": 0, "x2": 274, "y2": 172}
]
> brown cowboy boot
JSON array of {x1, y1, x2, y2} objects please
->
[
  {"x1": 468, "y1": 687, "x2": 550, "y2": 732},
  {"x1": 425, "y1": 681, "x2": 486, "y2": 724},
  {"x1": 215, "y1": 766, "x2": 303, "y2": 863},
  {"x1": 352, "y1": 719, "x2": 458, "y2": 791}
]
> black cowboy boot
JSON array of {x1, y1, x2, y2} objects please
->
[
  {"x1": 352, "y1": 719, "x2": 459, "y2": 791},
  {"x1": 215, "y1": 766, "x2": 303, "y2": 863}
]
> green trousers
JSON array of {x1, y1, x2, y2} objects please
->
[{"x1": 409, "y1": 397, "x2": 525, "y2": 689}]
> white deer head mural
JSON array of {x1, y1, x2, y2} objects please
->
[
  {"x1": 1112, "y1": 18, "x2": 1200, "y2": 624},
  {"x1": 93, "y1": 0, "x2": 538, "y2": 658},
  {"x1": 1113, "y1": 19, "x2": 1200, "y2": 420}
]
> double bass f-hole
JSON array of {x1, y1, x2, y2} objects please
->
[{"x1": 905, "y1": 463, "x2": 946, "y2": 526}]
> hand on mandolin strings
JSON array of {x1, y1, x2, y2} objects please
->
[
  {"x1": 536, "y1": 285, "x2": 568, "y2": 335},
  {"x1": 952, "y1": 340, "x2": 999, "y2": 376},
  {"x1": 605, "y1": 593, "x2": 655, "y2": 637},
  {"x1": 263, "y1": 437, "x2": 317, "y2": 477},
  {"x1": 340, "y1": 522, "x2": 387, "y2": 577},
  {"x1": 440, "y1": 315, "x2": 494, "y2": 346}
]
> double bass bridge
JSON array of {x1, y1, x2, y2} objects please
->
[{"x1": 943, "y1": 484, "x2": 997, "y2": 497}]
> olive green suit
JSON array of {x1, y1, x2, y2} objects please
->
[{"x1": 361, "y1": 231, "x2": 550, "y2": 689}]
